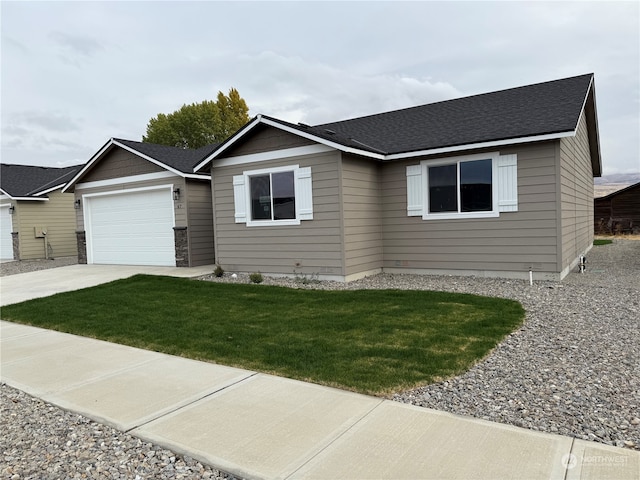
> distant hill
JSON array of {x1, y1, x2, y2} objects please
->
[
  {"x1": 594, "y1": 173, "x2": 640, "y2": 198},
  {"x1": 594, "y1": 173, "x2": 640, "y2": 185}
]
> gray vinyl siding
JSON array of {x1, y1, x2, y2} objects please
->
[
  {"x1": 380, "y1": 142, "x2": 561, "y2": 275},
  {"x1": 558, "y1": 114, "x2": 594, "y2": 271},
  {"x1": 185, "y1": 179, "x2": 215, "y2": 266},
  {"x1": 81, "y1": 148, "x2": 164, "y2": 182},
  {"x1": 15, "y1": 190, "x2": 77, "y2": 259},
  {"x1": 224, "y1": 127, "x2": 316, "y2": 157},
  {"x1": 341, "y1": 154, "x2": 383, "y2": 276},
  {"x1": 212, "y1": 150, "x2": 343, "y2": 276}
]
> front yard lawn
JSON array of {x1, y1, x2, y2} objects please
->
[
  {"x1": 1, "y1": 275, "x2": 525, "y2": 395},
  {"x1": 593, "y1": 239, "x2": 613, "y2": 246}
]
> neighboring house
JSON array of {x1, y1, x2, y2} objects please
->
[
  {"x1": 594, "y1": 182, "x2": 640, "y2": 234},
  {"x1": 62, "y1": 138, "x2": 217, "y2": 267},
  {"x1": 195, "y1": 73, "x2": 601, "y2": 281},
  {"x1": 0, "y1": 164, "x2": 80, "y2": 261}
]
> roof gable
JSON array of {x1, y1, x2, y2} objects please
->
[
  {"x1": 64, "y1": 138, "x2": 217, "y2": 192},
  {"x1": 0, "y1": 164, "x2": 81, "y2": 199},
  {"x1": 196, "y1": 73, "x2": 600, "y2": 174}
]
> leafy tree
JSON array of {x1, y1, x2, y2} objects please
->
[{"x1": 143, "y1": 88, "x2": 249, "y2": 149}]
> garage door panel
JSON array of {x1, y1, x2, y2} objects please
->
[
  {"x1": 86, "y1": 188, "x2": 176, "y2": 266},
  {"x1": 1, "y1": 205, "x2": 14, "y2": 260}
]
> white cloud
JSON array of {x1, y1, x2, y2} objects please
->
[{"x1": 0, "y1": 1, "x2": 638, "y2": 173}]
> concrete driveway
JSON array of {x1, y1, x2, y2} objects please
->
[{"x1": 0, "y1": 264, "x2": 215, "y2": 306}]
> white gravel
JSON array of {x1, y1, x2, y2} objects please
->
[{"x1": 1, "y1": 239, "x2": 638, "y2": 478}]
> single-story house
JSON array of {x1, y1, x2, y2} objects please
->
[
  {"x1": 594, "y1": 182, "x2": 640, "y2": 234},
  {"x1": 194, "y1": 73, "x2": 601, "y2": 281},
  {"x1": 0, "y1": 164, "x2": 80, "y2": 261},
  {"x1": 62, "y1": 138, "x2": 217, "y2": 267}
]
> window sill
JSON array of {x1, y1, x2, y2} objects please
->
[
  {"x1": 246, "y1": 219, "x2": 302, "y2": 227},
  {"x1": 422, "y1": 211, "x2": 500, "y2": 220}
]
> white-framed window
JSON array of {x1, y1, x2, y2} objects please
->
[
  {"x1": 407, "y1": 152, "x2": 518, "y2": 220},
  {"x1": 233, "y1": 164, "x2": 313, "y2": 226}
]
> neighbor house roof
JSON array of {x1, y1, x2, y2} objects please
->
[
  {"x1": 595, "y1": 181, "x2": 640, "y2": 201},
  {"x1": 196, "y1": 73, "x2": 601, "y2": 175},
  {"x1": 63, "y1": 138, "x2": 218, "y2": 192},
  {"x1": 0, "y1": 164, "x2": 81, "y2": 200}
]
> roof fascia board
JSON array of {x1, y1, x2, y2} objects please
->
[
  {"x1": 62, "y1": 138, "x2": 115, "y2": 192},
  {"x1": 194, "y1": 116, "x2": 385, "y2": 172},
  {"x1": 258, "y1": 117, "x2": 386, "y2": 160},
  {"x1": 113, "y1": 140, "x2": 186, "y2": 177},
  {"x1": 194, "y1": 116, "x2": 263, "y2": 171},
  {"x1": 585, "y1": 79, "x2": 602, "y2": 177},
  {"x1": 76, "y1": 171, "x2": 179, "y2": 190},
  {"x1": 385, "y1": 131, "x2": 576, "y2": 161},
  {"x1": 577, "y1": 75, "x2": 594, "y2": 132},
  {"x1": 7, "y1": 197, "x2": 49, "y2": 202},
  {"x1": 183, "y1": 173, "x2": 211, "y2": 180},
  {"x1": 0, "y1": 187, "x2": 51, "y2": 201},
  {"x1": 213, "y1": 144, "x2": 335, "y2": 168},
  {"x1": 30, "y1": 184, "x2": 65, "y2": 197}
]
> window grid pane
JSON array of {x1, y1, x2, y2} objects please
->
[
  {"x1": 460, "y1": 159, "x2": 492, "y2": 212},
  {"x1": 272, "y1": 171, "x2": 296, "y2": 220},
  {"x1": 428, "y1": 164, "x2": 457, "y2": 213},
  {"x1": 250, "y1": 174, "x2": 271, "y2": 220}
]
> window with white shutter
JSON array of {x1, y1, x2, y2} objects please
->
[
  {"x1": 407, "y1": 152, "x2": 518, "y2": 220},
  {"x1": 233, "y1": 164, "x2": 313, "y2": 226}
]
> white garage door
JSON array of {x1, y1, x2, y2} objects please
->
[
  {"x1": 0, "y1": 205, "x2": 14, "y2": 260},
  {"x1": 85, "y1": 188, "x2": 175, "y2": 266}
]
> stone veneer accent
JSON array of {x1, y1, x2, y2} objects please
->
[
  {"x1": 76, "y1": 231, "x2": 87, "y2": 264},
  {"x1": 11, "y1": 232, "x2": 19, "y2": 261},
  {"x1": 173, "y1": 227, "x2": 189, "y2": 267}
]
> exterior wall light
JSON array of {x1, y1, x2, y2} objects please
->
[
  {"x1": 8, "y1": 205, "x2": 15, "y2": 214},
  {"x1": 74, "y1": 199, "x2": 81, "y2": 209},
  {"x1": 173, "y1": 188, "x2": 181, "y2": 200}
]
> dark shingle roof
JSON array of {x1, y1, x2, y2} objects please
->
[
  {"x1": 303, "y1": 73, "x2": 594, "y2": 155},
  {"x1": 199, "y1": 73, "x2": 597, "y2": 173},
  {"x1": 0, "y1": 164, "x2": 81, "y2": 198},
  {"x1": 114, "y1": 139, "x2": 219, "y2": 173}
]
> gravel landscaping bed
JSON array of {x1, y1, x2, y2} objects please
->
[
  {"x1": 0, "y1": 384, "x2": 237, "y2": 480},
  {"x1": 0, "y1": 256, "x2": 77, "y2": 277},
  {"x1": 1, "y1": 239, "x2": 638, "y2": 477}
]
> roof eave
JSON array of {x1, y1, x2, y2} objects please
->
[
  {"x1": 29, "y1": 184, "x2": 65, "y2": 197},
  {"x1": 384, "y1": 131, "x2": 576, "y2": 161},
  {"x1": 5, "y1": 196, "x2": 49, "y2": 201},
  {"x1": 584, "y1": 77, "x2": 602, "y2": 177}
]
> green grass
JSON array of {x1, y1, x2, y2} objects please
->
[
  {"x1": 594, "y1": 239, "x2": 613, "y2": 246},
  {"x1": 1, "y1": 275, "x2": 525, "y2": 395}
]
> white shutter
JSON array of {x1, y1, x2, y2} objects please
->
[
  {"x1": 497, "y1": 154, "x2": 518, "y2": 212},
  {"x1": 406, "y1": 165, "x2": 423, "y2": 216},
  {"x1": 295, "y1": 167, "x2": 313, "y2": 220},
  {"x1": 233, "y1": 175, "x2": 247, "y2": 223}
]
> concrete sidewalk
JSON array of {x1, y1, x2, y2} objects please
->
[
  {"x1": 0, "y1": 263, "x2": 215, "y2": 306},
  {"x1": 2, "y1": 321, "x2": 638, "y2": 480}
]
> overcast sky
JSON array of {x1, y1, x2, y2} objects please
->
[{"x1": 2, "y1": 1, "x2": 639, "y2": 175}]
